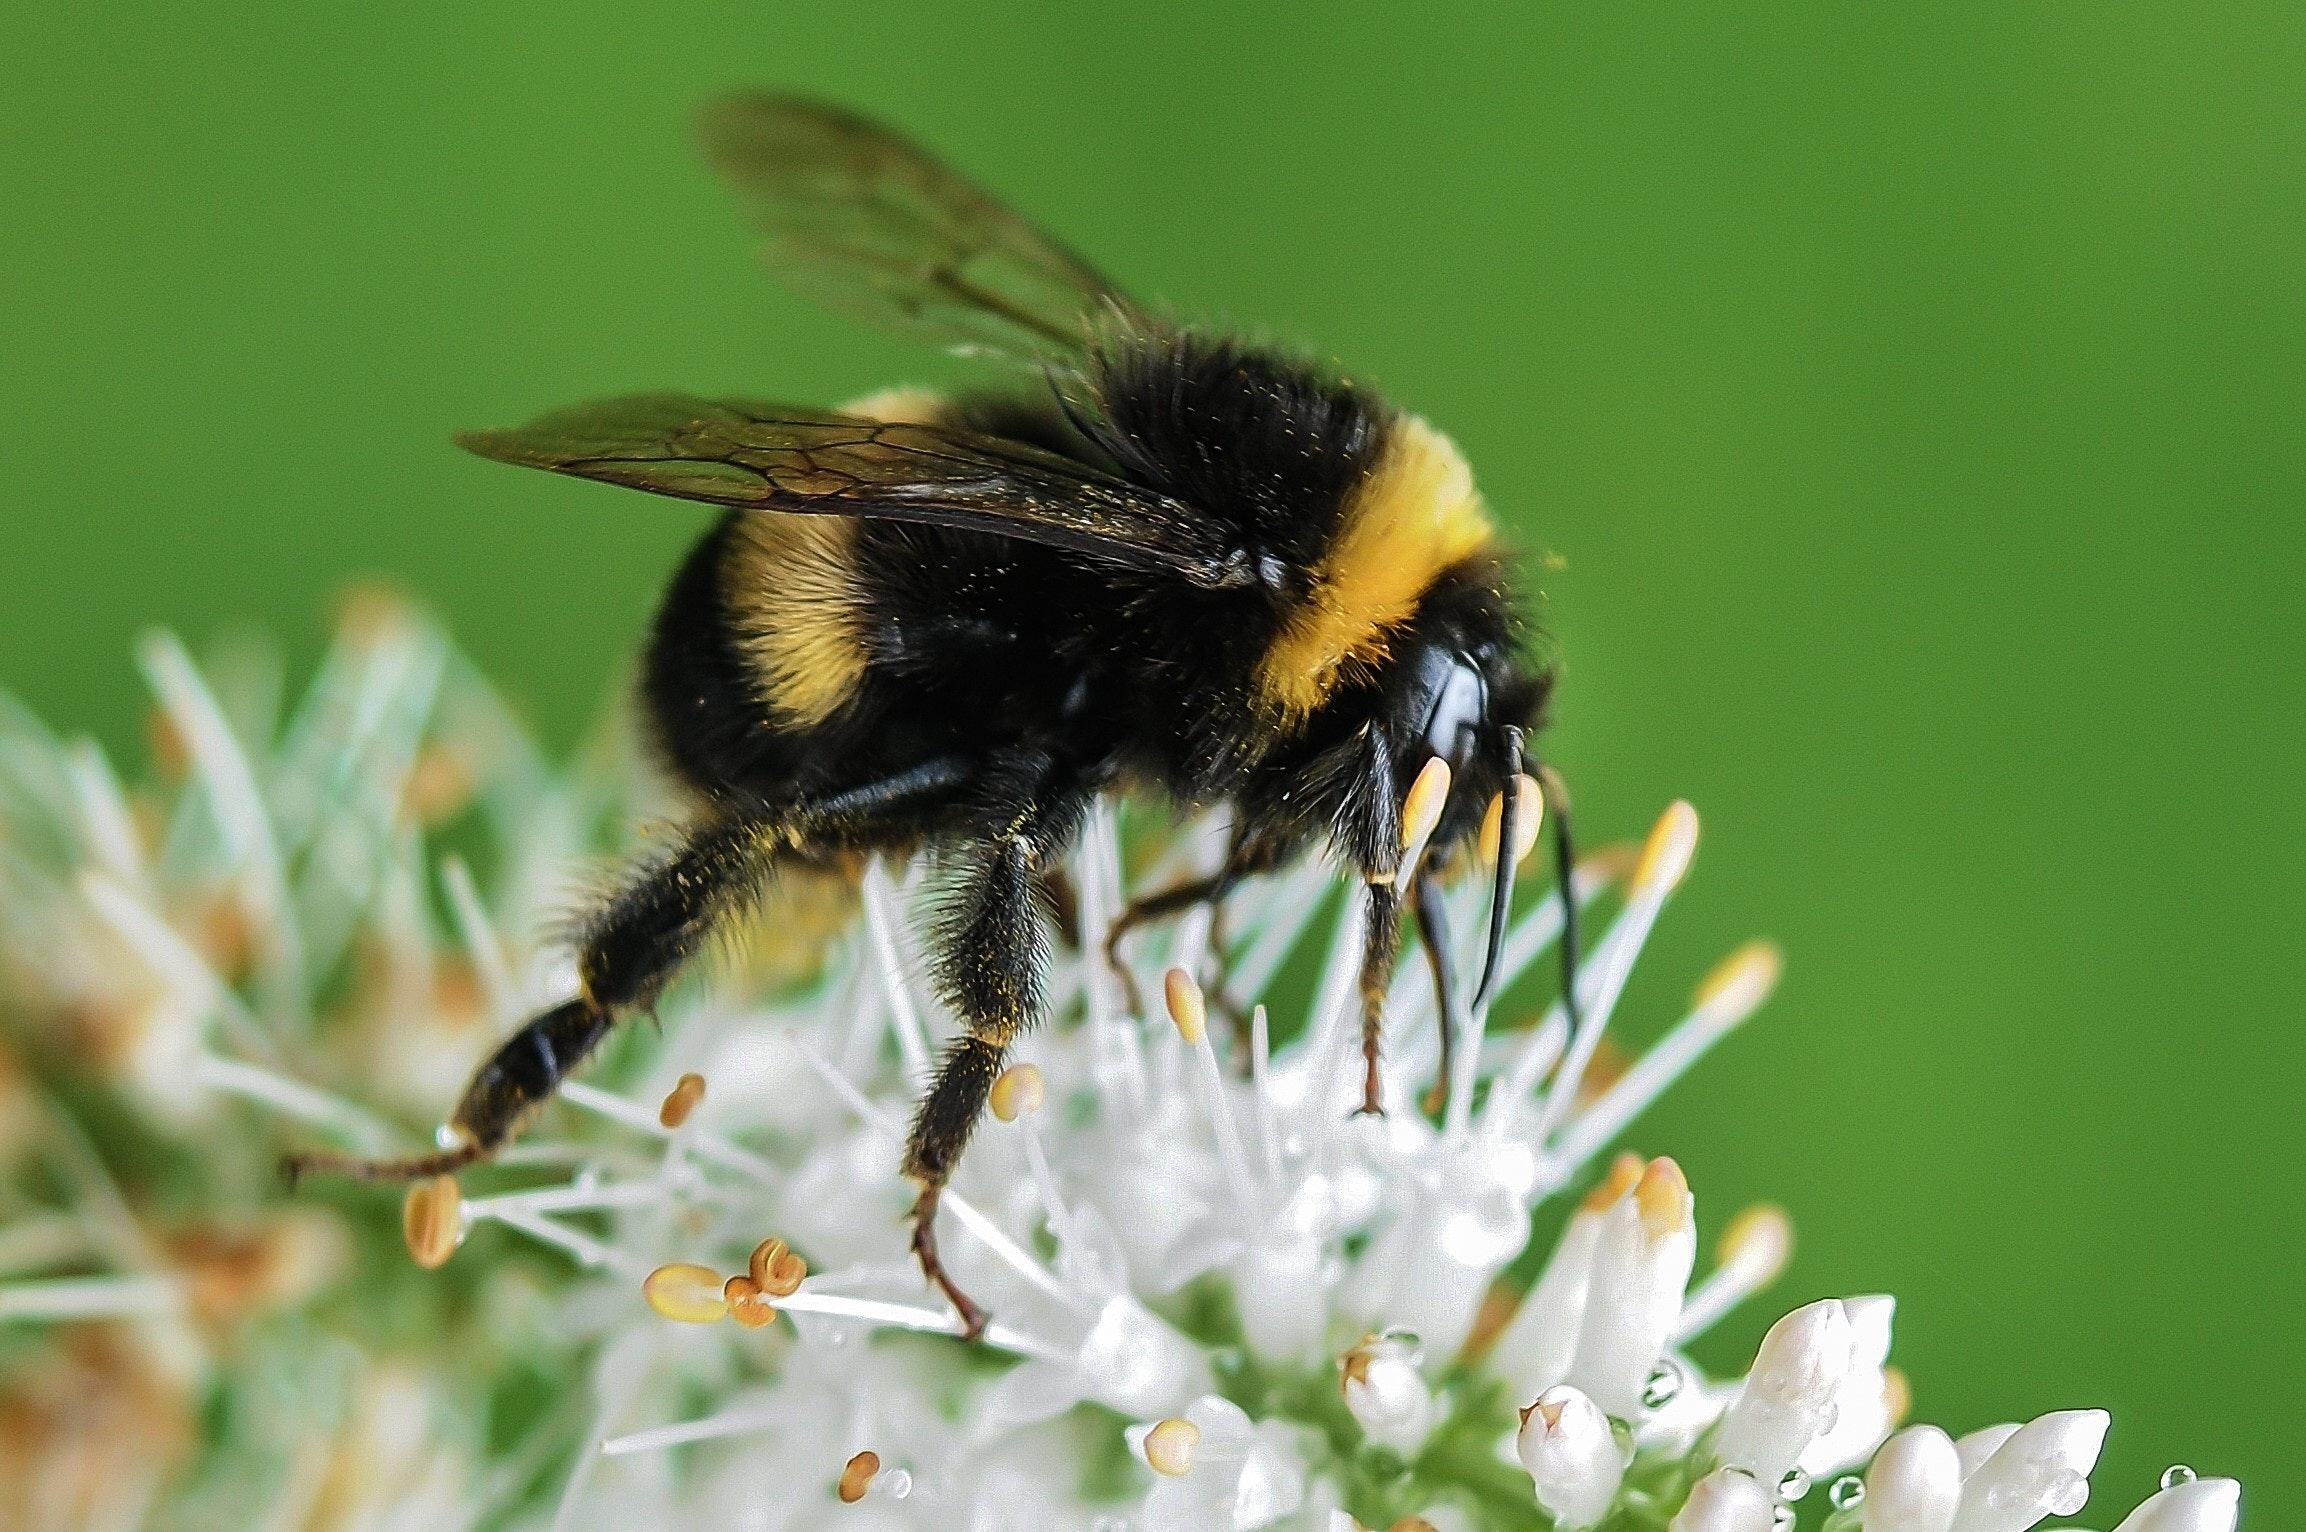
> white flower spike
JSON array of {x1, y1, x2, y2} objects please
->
[{"x1": 0, "y1": 620, "x2": 2247, "y2": 1530}]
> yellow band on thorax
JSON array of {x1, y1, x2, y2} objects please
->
[{"x1": 1254, "y1": 414, "x2": 1492, "y2": 723}]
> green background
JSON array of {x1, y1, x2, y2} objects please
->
[{"x1": 4, "y1": 3, "x2": 2299, "y2": 1521}]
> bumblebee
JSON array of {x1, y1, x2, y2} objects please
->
[{"x1": 290, "y1": 96, "x2": 1579, "y2": 1337}]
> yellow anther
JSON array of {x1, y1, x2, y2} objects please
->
[
  {"x1": 748, "y1": 1237, "x2": 808, "y2": 1298},
  {"x1": 1477, "y1": 773, "x2": 1544, "y2": 866},
  {"x1": 400, "y1": 1175, "x2": 462, "y2": 1270},
  {"x1": 1164, "y1": 967, "x2": 1207, "y2": 1046},
  {"x1": 1692, "y1": 939, "x2": 1783, "y2": 1016},
  {"x1": 1633, "y1": 1156, "x2": 1692, "y2": 1238},
  {"x1": 1399, "y1": 755, "x2": 1453, "y2": 852},
  {"x1": 1143, "y1": 1416, "x2": 1201, "y2": 1477},
  {"x1": 1579, "y1": 1150, "x2": 1647, "y2": 1213},
  {"x1": 724, "y1": 1273, "x2": 775, "y2": 1329},
  {"x1": 837, "y1": 1449, "x2": 881, "y2": 1503},
  {"x1": 1884, "y1": 1366, "x2": 1913, "y2": 1429},
  {"x1": 1390, "y1": 1519, "x2": 1442, "y2": 1532},
  {"x1": 989, "y1": 1062, "x2": 1047, "y2": 1122},
  {"x1": 1717, "y1": 1203, "x2": 1794, "y2": 1285},
  {"x1": 1632, "y1": 800, "x2": 1700, "y2": 895},
  {"x1": 657, "y1": 1071, "x2": 707, "y2": 1129},
  {"x1": 642, "y1": 1262, "x2": 730, "y2": 1324}
]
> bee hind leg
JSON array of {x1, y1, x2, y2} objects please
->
[{"x1": 284, "y1": 815, "x2": 778, "y2": 1187}]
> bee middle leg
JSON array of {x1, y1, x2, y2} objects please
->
[
  {"x1": 1102, "y1": 835, "x2": 1280, "y2": 1058},
  {"x1": 902, "y1": 778, "x2": 1084, "y2": 1339}
]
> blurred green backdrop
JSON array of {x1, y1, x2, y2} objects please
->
[{"x1": 4, "y1": 3, "x2": 2299, "y2": 1520}]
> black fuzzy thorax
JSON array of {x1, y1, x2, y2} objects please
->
[{"x1": 642, "y1": 326, "x2": 1545, "y2": 874}]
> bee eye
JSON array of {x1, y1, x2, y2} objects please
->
[{"x1": 1413, "y1": 648, "x2": 1489, "y2": 771}]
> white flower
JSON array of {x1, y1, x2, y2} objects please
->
[
  {"x1": 0, "y1": 617, "x2": 2249, "y2": 1530},
  {"x1": 1952, "y1": 1408, "x2": 2109, "y2": 1531},
  {"x1": 1673, "y1": 1467, "x2": 1779, "y2": 1532},
  {"x1": 1338, "y1": 1333, "x2": 1433, "y2": 1455},
  {"x1": 1714, "y1": 1296, "x2": 1853, "y2": 1486},
  {"x1": 2103, "y1": 1476, "x2": 2242, "y2": 1532},
  {"x1": 1561, "y1": 1155, "x2": 1697, "y2": 1418},
  {"x1": 1865, "y1": 1424, "x2": 1963, "y2": 1532},
  {"x1": 1515, "y1": 1385, "x2": 1623, "y2": 1528}
]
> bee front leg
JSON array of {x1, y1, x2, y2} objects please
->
[{"x1": 1357, "y1": 875, "x2": 1406, "y2": 1116}]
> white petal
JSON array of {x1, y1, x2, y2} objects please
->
[
  {"x1": 1487, "y1": 1201, "x2": 1606, "y2": 1398},
  {"x1": 1341, "y1": 1337, "x2": 1434, "y2": 1455},
  {"x1": 1671, "y1": 1468, "x2": 1779, "y2": 1532},
  {"x1": 1801, "y1": 1294, "x2": 1898, "y2": 1475},
  {"x1": 2108, "y1": 1478, "x2": 2241, "y2": 1532},
  {"x1": 1954, "y1": 1424, "x2": 2021, "y2": 1480},
  {"x1": 1516, "y1": 1385, "x2": 1626, "y2": 1529},
  {"x1": 1865, "y1": 1426, "x2": 1961, "y2": 1532},
  {"x1": 1952, "y1": 1409, "x2": 2109, "y2": 1532},
  {"x1": 1562, "y1": 1158, "x2": 1697, "y2": 1418},
  {"x1": 1076, "y1": 1295, "x2": 1212, "y2": 1418},
  {"x1": 1715, "y1": 1298, "x2": 1853, "y2": 1486}
]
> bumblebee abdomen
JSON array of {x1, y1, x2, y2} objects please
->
[{"x1": 721, "y1": 511, "x2": 871, "y2": 729}]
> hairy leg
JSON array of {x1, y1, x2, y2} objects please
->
[
  {"x1": 901, "y1": 771, "x2": 1084, "y2": 1338},
  {"x1": 287, "y1": 761, "x2": 970, "y2": 1185}
]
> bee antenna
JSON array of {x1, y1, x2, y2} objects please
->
[
  {"x1": 1470, "y1": 726, "x2": 1525, "y2": 1013},
  {"x1": 1537, "y1": 760, "x2": 1582, "y2": 1046}
]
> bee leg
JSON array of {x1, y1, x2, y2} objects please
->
[
  {"x1": 1101, "y1": 867, "x2": 1230, "y2": 1017},
  {"x1": 1413, "y1": 875, "x2": 1461, "y2": 1119},
  {"x1": 1035, "y1": 866, "x2": 1082, "y2": 949},
  {"x1": 1357, "y1": 877, "x2": 1405, "y2": 1116},
  {"x1": 286, "y1": 815, "x2": 777, "y2": 1185},
  {"x1": 1102, "y1": 834, "x2": 1280, "y2": 1027},
  {"x1": 902, "y1": 783, "x2": 1082, "y2": 1338}
]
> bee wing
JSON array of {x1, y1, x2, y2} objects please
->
[
  {"x1": 459, "y1": 393, "x2": 1250, "y2": 589},
  {"x1": 697, "y1": 94, "x2": 1138, "y2": 365}
]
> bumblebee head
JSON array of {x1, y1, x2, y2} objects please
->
[{"x1": 1368, "y1": 578, "x2": 1559, "y2": 1009}]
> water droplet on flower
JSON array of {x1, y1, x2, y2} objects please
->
[
  {"x1": 2045, "y1": 1471, "x2": 2090, "y2": 1518},
  {"x1": 1639, "y1": 1359, "x2": 1684, "y2": 1409},
  {"x1": 1770, "y1": 1506, "x2": 1795, "y2": 1531},
  {"x1": 1778, "y1": 1467, "x2": 1812, "y2": 1501},
  {"x1": 873, "y1": 1468, "x2": 913, "y2": 1500},
  {"x1": 1827, "y1": 1475, "x2": 1866, "y2": 1510},
  {"x1": 2161, "y1": 1464, "x2": 2198, "y2": 1490}
]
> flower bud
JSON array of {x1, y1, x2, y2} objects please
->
[
  {"x1": 1486, "y1": 1153, "x2": 1640, "y2": 1397},
  {"x1": 1863, "y1": 1425, "x2": 1960, "y2": 1532},
  {"x1": 1516, "y1": 1385, "x2": 1624, "y2": 1529},
  {"x1": 1715, "y1": 1298, "x2": 1852, "y2": 1485},
  {"x1": 1562, "y1": 1157, "x2": 1696, "y2": 1418},
  {"x1": 1952, "y1": 1409, "x2": 2108, "y2": 1532},
  {"x1": 1341, "y1": 1335, "x2": 1433, "y2": 1455},
  {"x1": 1671, "y1": 1468, "x2": 1776, "y2": 1532},
  {"x1": 1802, "y1": 1294, "x2": 1897, "y2": 1474},
  {"x1": 2109, "y1": 1477, "x2": 2242, "y2": 1532}
]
